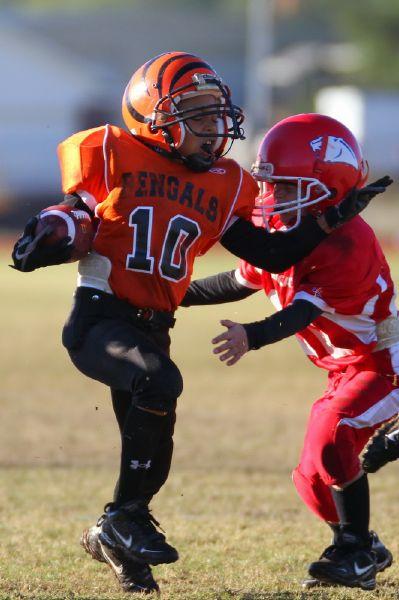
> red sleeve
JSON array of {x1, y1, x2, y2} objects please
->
[{"x1": 235, "y1": 259, "x2": 263, "y2": 289}]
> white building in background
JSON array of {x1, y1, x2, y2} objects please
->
[
  {"x1": 0, "y1": 21, "x2": 109, "y2": 200},
  {"x1": 0, "y1": 5, "x2": 246, "y2": 208},
  {"x1": 315, "y1": 87, "x2": 399, "y2": 176}
]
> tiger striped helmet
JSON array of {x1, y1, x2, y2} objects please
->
[{"x1": 122, "y1": 51, "x2": 245, "y2": 158}]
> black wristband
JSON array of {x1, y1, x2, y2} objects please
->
[
  {"x1": 243, "y1": 300, "x2": 322, "y2": 350},
  {"x1": 62, "y1": 193, "x2": 95, "y2": 218}
]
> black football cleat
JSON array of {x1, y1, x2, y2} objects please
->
[
  {"x1": 99, "y1": 540, "x2": 160, "y2": 595},
  {"x1": 81, "y1": 514, "x2": 159, "y2": 594},
  {"x1": 307, "y1": 545, "x2": 376, "y2": 590},
  {"x1": 369, "y1": 531, "x2": 393, "y2": 572},
  {"x1": 302, "y1": 530, "x2": 392, "y2": 589},
  {"x1": 306, "y1": 529, "x2": 378, "y2": 591},
  {"x1": 99, "y1": 500, "x2": 179, "y2": 566}
]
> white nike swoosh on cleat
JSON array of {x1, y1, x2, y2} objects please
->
[
  {"x1": 109, "y1": 525, "x2": 132, "y2": 549},
  {"x1": 140, "y1": 549, "x2": 164, "y2": 554},
  {"x1": 353, "y1": 562, "x2": 372, "y2": 576},
  {"x1": 99, "y1": 543, "x2": 124, "y2": 575}
]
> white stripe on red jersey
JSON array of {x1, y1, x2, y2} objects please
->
[{"x1": 238, "y1": 216, "x2": 398, "y2": 371}]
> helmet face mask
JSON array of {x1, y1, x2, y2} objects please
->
[
  {"x1": 251, "y1": 113, "x2": 368, "y2": 231},
  {"x1": 252, "y1": 165, "x2": 331, "y2": 231},
  {"x1": 151, "y1": 74, "x2": 243, "y2": 142},
  {"x1": 122, "y1": 52, "x2": 245, "y2": 170}
]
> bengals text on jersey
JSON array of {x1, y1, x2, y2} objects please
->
[{"x1": 58, "y1": 124, "x2": 258, "y2": 311}]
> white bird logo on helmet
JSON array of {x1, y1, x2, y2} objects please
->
[{"x1": 310, "y1": 135, "x2": 359, "y2": 169}]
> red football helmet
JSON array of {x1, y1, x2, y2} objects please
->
[
  {"x1": 122, "y1": 51, "x2": 244, "y2": 160},
  {"x1": 251, "y1": 113, "x2": 369, "y2": 230}
]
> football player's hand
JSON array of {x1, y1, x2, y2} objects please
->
[
  {"x1": 11, "y1": 217, "x2": 72, "y2": 272},
  {"x1": 322, "y1": 175, "x2": 393, "y2": 231},
  {"x1": 212, "y1": 319, "x2": 249, "y2": 366}
]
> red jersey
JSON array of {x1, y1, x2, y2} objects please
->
[
  {"x1": 58, "y1": 125, "x2": 258, "y2": 311},
  {"x1": 237, "y1": 213, "x2": 398, "y2": 371}
]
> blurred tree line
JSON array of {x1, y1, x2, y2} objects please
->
[
  {"x1": 4, "y1": 0, "x2": 399, "y2": 89},
  {"x1": 268, "y1": 0, "x2": 399, "y2": 114},
  {"x1": 329, "y1": 0, "x2": 399, "y2": 88},
  {"x1": 283, "y1": 0, "x2": 399, "y2": 89}
]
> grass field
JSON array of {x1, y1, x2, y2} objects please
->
[{"x1": 2, "y1": 237, "x2": 399, "y2": 600}]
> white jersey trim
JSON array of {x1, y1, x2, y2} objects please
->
[
  {"x1": 307, "y1": 327, "x2": 354, "y2": 359},
  {"x1": 362, "y1": 293, "x2": 380, "y2": 316},
  {"x1": 390, "y1": 342, "x2": 399, "y2": 374},
  {"x1": 296, "y1": 336, "x2": 318, "y2": 357},
  {"x1": 377, "y1": 273, "x2": 388, "y2": 294},
  {"x1": 269, "y1": 289, "x2": 283, "y2": 311},
  {"x1": 323, "y1": 312, "x2": 377, "y2": 345},
  {"x1": 234, "y1": 268, "x2": 263, "y2": 290},
  {"x1": 294, "y1": 290, "x2": 380, "y2": 346},
  {"x1": 339, "y1": 388, "x2": 399, "y2": 430},
  {"x1": 294, "y1": 290, "x2": 330, "y2": 312},
  {"x1": 219, "y1": 165, "x2": 244, "y2": 237},
  {"x1": 389, "y1": 290, "x2": 398, "y2": 317}
]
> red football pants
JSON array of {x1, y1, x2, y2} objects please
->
[{"x1": 292, "y1": 362, "x2": 399, "y2": 523}]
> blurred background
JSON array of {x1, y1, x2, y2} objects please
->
[
  {"x1": 1, "y1": 3, "x2": 399, "y2": 596},
  {"x1": 1, "y1": 0, "x2": 398, "y2": 239}
]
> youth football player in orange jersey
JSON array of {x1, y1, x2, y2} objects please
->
[{"x1": 12, "y1": 53, "x2": 391, "y2": 594}]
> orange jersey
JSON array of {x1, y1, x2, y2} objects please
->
[{"x1": 58, "y1": 125, "x2": 258, "y2": 311}]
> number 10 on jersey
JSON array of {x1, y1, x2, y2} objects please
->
[{"x1": 126, "y1": 207, "x2": 201, "y2": 282}]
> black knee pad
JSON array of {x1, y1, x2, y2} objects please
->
[{"x1": 132, "y1": 360, "x2": 183, "y2": 413}]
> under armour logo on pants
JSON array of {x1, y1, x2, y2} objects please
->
[{"x1": 130, "y1": 459, "x2": 152, "y2": 470}]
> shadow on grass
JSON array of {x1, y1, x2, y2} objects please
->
[
  {"x1": 221, "y1": 578, "x2": 398, "y2": 599},
  {"x1": 222, "y1": 592, "x2": 331, "y2": 600},
  {"x1": 235, "y1": 595, "x2": 304, "y2": 599}
]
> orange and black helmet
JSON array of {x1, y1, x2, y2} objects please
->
[{"x1": 122, "y1": 51, "x2": 245, "y2": 160}]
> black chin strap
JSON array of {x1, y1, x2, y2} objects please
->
[
  {"x1": 161, "y1": 129, "x2": 215, "y2": 172},
  {"x1": 134, "y1": 131, "x2": 215, "y2": 172},
  {"x1": 183, "y1": 152, "x2": 214, "y2": 172},
  {"x1": 134, "y1": 134, "x2": 179, "y2": 161}
]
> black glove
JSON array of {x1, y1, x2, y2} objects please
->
[
  {"x1": 324, "y1": 175, "x2": 393, "y2": 229},
  {"x1": 11, "y1": 217, "x2": 72, "y2": 272},
  {"x1": 362, "y1": 415, "x2": 399, "y2": 473}
]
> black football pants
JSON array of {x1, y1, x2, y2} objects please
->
[{"x1": 62, "y1": 289, "x2": 183, "y2": 505}]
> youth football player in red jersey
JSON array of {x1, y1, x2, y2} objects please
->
[
  {"x1": 12, "y1": 53, "x2": 391, "y2": 594},
  {"x1": 182, "y1": 114, "x2": 397, "y2": 591}
]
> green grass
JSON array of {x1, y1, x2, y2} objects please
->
[{"x1": 1, "y1": 239, "x2": 399, "y2": 599}]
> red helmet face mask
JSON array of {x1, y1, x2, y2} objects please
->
[{"x1": 251, "y1": 113, "x2": 369, "y2": 230}]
